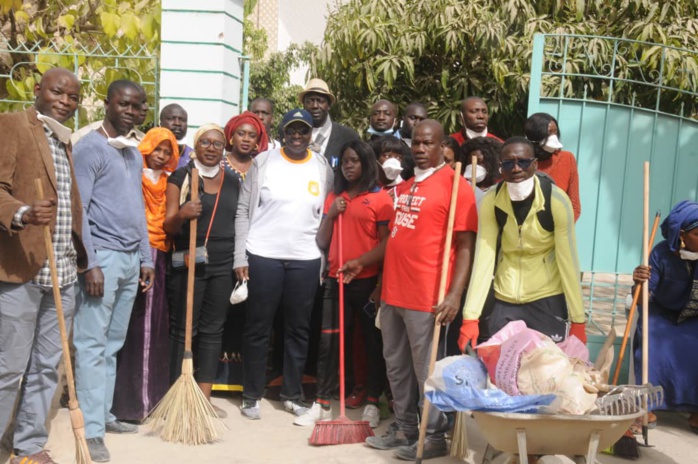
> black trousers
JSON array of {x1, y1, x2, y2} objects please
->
[
  {"x1": 168, "y1": 265, "x2": 233, "y2": 383},
  {"x1": 486, "y1": 293, "x2": 569, "y2": 342},
  {"x1": 243, "y1": 253, "x2": 321, "y2": 401},
  {"x1": 315, "y1": 277, "x2": 386, "y2": 402}
]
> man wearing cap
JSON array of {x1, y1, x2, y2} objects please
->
[
  {"x1": 299, "y1": 78, "x2": 359, "y2": 168},
  {"x1": 234, "y1": 109, "x2": 333, "y2": 420}
]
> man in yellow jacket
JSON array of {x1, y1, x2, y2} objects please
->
[{"x1": 458, "y1": 137, "x2": 586, "y2": 350}]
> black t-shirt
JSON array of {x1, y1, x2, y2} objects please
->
[
  {"x1": 511, "y1": 190, "x2": 535, "y2": 226},
  {"x1": 168, "y1": 163, "x2": 239, "y2": 271}
]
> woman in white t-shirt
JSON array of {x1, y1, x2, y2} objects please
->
[{"x1": 234, "y1": 109, "x2": 334, "y2": 420}]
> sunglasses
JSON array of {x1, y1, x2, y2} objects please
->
[
  {"x1": 198, "y1": 139, "x2": 225, "y2": 150},
  {"x1": 500, "y1": 157, "x2": 535, "y2": 171},
  {"x1": 284, "y1": 126, "x2": 311, "y2": 136}
]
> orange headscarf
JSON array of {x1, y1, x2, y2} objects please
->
[
  {"x1": 224, "y1": 111, "x2": 269, "y2": 153},
  {"x1": 139, "y1": 128, "x2": 180, "y2": 252}
]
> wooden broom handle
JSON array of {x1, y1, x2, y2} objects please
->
[
  {"x1": 184, "y1": 169, "x2": 199, "y2": 353},
  {"x1": 612, "y1": 211, "x2": 660, "y2": 385},
  {"x1": 416, "y1": 162, "x2": 462, "y2": 462},
  {"x1": 641, "y1": 162, "x2": 650, "y2": 422},
  {"x1": 34, "y1": 179, "x2": 79, "y2": 402}
]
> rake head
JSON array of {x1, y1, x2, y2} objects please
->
[{"x1": 597, "y1": 384, "x2": 664, "y2": 415}]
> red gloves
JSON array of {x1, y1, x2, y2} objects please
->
[
  {"x1": 569, "y1": 322, "x2": 587, "y2": 344},
  {"x1": 458, "y1": 319, "x2": 480, "y2": 352}
]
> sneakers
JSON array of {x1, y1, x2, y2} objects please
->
[
  {"x1": 282, "y1": 399, "x2": 310, "y2": 417},
  {"x1": 86, "y1": 437, "x2": 110, "y2": 463},
  {"x1": 293, "y1": 402, "x2": 333, "y2": 426},
  {"x1": 345, "y1": 384, "x2": 367, "y2": 409},
  {"x1": 361, "y1": 404, "x2": 380, "y2": 428},
  {"x1": 105, "y1": 420, "x2": 138, "y2": 434},
  {"x1": 10, "y1": 450, "x2": 56, "y2": 464},
  {"x1": 365, "y1": 422, "x2": 416, "y2": 450},
  {"x1": 394, "y1": 440, "x2": 448, "y2": 461},
  {"x1": 241, "y1": 398, "x2": 261, "y2": 420}
]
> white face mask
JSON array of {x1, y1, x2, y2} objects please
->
[
  {"x1": 193, "y1": 158, "x2": 220, "y2": 178},
  {"x1": 143, "y1": 168, "x2": 162, "y2": 184},
  {"x1": 230, "y1": 279, "x2": 248, "y2": 304},
  {"x1": 414, "y1": 162, "x2": 445, "y2": 183},
  {"x1": 465, "y1": 127, "x2": 488, "y2": 139},
  {"x1": 101, "y1": 123, "x2": 139, "y2": 150},
  {"x1": 36, "y1": 113, "x2": 72, "y2": 144},
  {"x1": 679, "y1": 249, "x2": 698, "y2": 261},
  {"x1": 463, "y1": 164, "x2": 487, "y2": 184},
  {"x1": 541, "y1": 134, "x2": 563, "y2": 153},
  {"x1": 381, "y1": 157, "x2": 403, "y2": 181},
  {"x1": 506, "y1": 176, "x2": 535, "y2": 201}
]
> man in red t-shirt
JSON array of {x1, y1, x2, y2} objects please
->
[
  {"x1": 450, "y1": 97, "x2": 503, "y2": 145},
  {"x1": 362, "y1": 120, "x2": 477, "y2": 460}
]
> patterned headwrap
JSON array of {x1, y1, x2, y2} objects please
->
[
  {"x1": 223, "y1": 111, "x2": 269, "y2": 153},
  {"x1": 138, "y1": 127, "x2": 180, "y2": 172},
  {"x1": 661, "y1": 200, "x2": 698, "y2": 252},
  {"x1": 191, "y1": 123, "x2": 226, "y2": 159}
]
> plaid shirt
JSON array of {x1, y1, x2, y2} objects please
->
[{"x1": 32, "y1": 125, "x2": 78, "y2": 288}]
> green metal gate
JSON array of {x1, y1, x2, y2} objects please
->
[
  {"x1": 528, "y1": 33, "x2": 698, "y2": 329},
  {"x1": 0, "y1": 38, "x2": 159, "y2": 129}
]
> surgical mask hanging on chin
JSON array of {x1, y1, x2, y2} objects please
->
[
  {"x1": 463, "y1": 164, "x2": 487, "y2": 184},
  {"x1": 193, "y1": 159, "x2": 220, "y2": 178},
  {"x1": 506, "y1": 176, "x2": 535, "y2": 201},
  {"x1": 414, "y1": 162, "x2": 445, "y2": 183},
  {"x1": 541, "y1": 134, "x2": 563, "y2": 154},
  {"x1": 679, "y1": 249, "x2": 698, "y2": 261},
  {"x1": 381, "y1": 157, "x2": 403, "y2": 181},
  {"x1": 36, "y1": 113, "x2": 72, "y2": 144},
  {"x1": 101, "y1": 124, "x2": 139, "y2": 150}
]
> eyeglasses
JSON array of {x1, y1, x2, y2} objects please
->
[
  {"x1": 284, "y1": 126, "x2": 311, "y2": 136},
  {"x1": 500, "y1": 158, "x2": 535, "y2": 171},
  {"x1": 198, "y1": 139, "x2": 225, "y2": 150}
]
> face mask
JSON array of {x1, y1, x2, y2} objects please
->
[
  {"x1": 679, "y1": 249, "x2": 698, "y2": 261},
  {"x1": 381, "y1": 157, "x2": 403, "y2": 181},
  {"x1": 230, "y1": 279, "x2": 248, "y2": 304},
  {"x1": 414, "y1": 162, "x2": 445, "y2": 183},
  {"x1": 463, "y1": 164, "x2": 487, "y2": 184},
  {"x1": 465, "y1": 127, "x2": 488, "y2": 139},
  {"x1": 193, "y1": 158, "x2": 220, "y2": 178},
  {"x1": 102, "y1": 123, "x2": 139, "y2": 150},
  {"x1": 36, "y1": 113, "x2": 72, "y2": 144},
  {"x1": 506, "y1": 176, "x2": 535, "y2": 201},
  {"x1": 143, "y1": 168, "x2": 162, "y2": 184},
  {"x1": 541, "y1": 134, "x2": 563, "y2": 153}
]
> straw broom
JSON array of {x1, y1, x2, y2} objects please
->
[
  {"x1": 449, "y1": 157, "x2": 477, "y2": 460},
  {"x1": 416, "y1": 161, "x2": 462, "y2": 464},
  {"x1": 145, "y1": 169, "x2": 222, "y2": 445},
  {"x1": 310, "y1": 213, "x2": 374, "y2": 445},
  {"x1": 34, "y1": 179, "x2": 92, "y2": 464}
]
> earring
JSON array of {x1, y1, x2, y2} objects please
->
[{"x1": 681, "y1": 237, "x2": 686, "y2": 249}]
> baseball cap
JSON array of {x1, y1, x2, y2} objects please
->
[{"x1": 281, "y1": 109, "x2": 313, "y2": 129}]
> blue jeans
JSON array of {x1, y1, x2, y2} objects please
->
[
  {"x1": 73, "y1": 250, "x2": 139, "y2": 438},
  {"x1": 0, "y1": 281, "x2": 76, "y2": 455},
  {"x1": 243, "y1": 253, "x2": 320, "y2": 401}
]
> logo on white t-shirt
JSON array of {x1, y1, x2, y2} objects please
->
[{"x1": 308, "y1": 181, "x2": 320, "y2": 196}]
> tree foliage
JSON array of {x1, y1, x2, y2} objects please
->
[
  {"x1": 0, "y1": 0, "x2": 161, "y2": 127},
  {"x1": 312, "y1": 0, "x2": 698, "y2": 137}
]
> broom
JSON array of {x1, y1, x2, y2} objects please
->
[
  {"x1": 640, "y1": 161, "x2": 651, "y2": 447},
  {"x1": 310, "y1": 213, "x2": 375, "y2": 445},
  {"x1": 449, "y1": 158, "x2": 477, "y2": 460},
  {"x1": 416, "y1": 161, "x2": 462, "y2": 464},
  {"x1": 145, "y1": 169, "x2": 222, "y2": 445},
  {"x1": 34, "y1": 179, "x2": 92, "y2": 464}
]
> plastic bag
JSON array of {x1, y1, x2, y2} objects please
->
[{"x1": 424, "y1": 355, "x2": 556, "y2": 413}]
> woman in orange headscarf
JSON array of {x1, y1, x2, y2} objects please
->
[
  {"x1": 112, "y1": 127, "x2": 179, "y2": 421},
  {"x1": 222, "y1": 110, "x2": 269, "y2": 182}
]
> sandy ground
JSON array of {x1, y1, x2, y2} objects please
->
[{"x1": 2, "y1": 393, "x2": 695, "y2": 464}]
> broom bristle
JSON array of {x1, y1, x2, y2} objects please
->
[
  {"x1": 309, "y1": 416, "x2": 374, "y2": 446},
  {"x1": 145, "y1": 359, "x2": 223, "y2": 445},
  {"x1": 68, "y1": 401, "x2": 92, "y2": 464},
  {"x1": 449, "y1": 412, "x2": 468, "y2": 459},
  {"x1": 605, "y1": 430, "x2": 640, "y2": 459}
]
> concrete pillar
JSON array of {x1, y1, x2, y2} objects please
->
[{"x1": 159, "y1": 0, "x2": 244, "y2": 143}]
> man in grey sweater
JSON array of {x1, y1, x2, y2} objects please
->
[{"x1": 72, "y1": 79, "x2": 154, "y2": 463}]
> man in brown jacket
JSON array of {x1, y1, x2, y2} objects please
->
[{"x1": 0, "y1": 67, "x2": 86, "y2": 464}]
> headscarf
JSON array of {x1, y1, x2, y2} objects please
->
[
  {"x1": 660, "y1": 200, "x2": 698, "y2": 252},
  {"x1": 138, "y1": 128, "x2": 180, "y2": 252},
  {"x1": 223, "y1": 111, "x2": 269, "y2": 153}
]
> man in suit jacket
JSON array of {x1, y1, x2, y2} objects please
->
[
  {"x1": 299, "y1": 78, "x2": 359, "y2": 168},
  {"x1": 0, "y1": 67, "x2": 86, "y2": 464}
]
